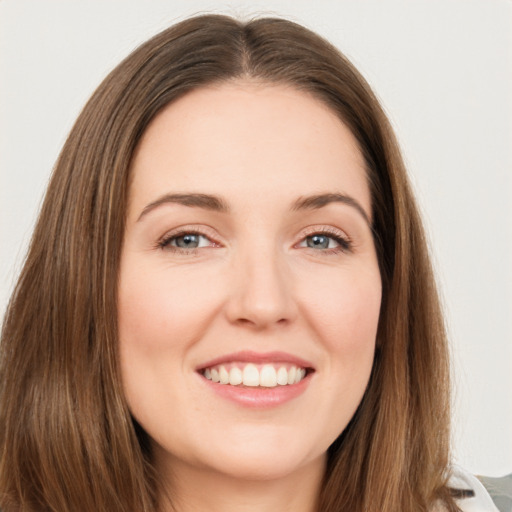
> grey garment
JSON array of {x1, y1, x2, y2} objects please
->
[{"x1": 478, "y1": 474, "x2": 512, "y2": 512}]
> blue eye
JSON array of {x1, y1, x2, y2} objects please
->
[
  {"x1": 299, "y1": 231, "x2": 351, "y2": 252},
  {"x1": 306, "y1": 234, "x2": 334, "y2": 249},
  {"x1": 172, "y1": 234, "x2": 202, "y2": 248},
  {"x1": 159, "y1": 232, "x2": 213, "y2": 251}
]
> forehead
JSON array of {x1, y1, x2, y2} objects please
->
[{"x1": 128, "y1": 82, "x2": 370, "y2": 219}]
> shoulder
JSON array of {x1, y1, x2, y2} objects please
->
[
  {"x1": 448, "y1": 465, "x2": 512, "y2": 512},
  {"x1": 477, "y1": 474, "x2": 512, "y2": 512}
]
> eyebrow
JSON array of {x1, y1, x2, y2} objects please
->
[
  {"x1": 292, "y1": 193, "x2": 371, "y2": 226},
  {"x1": 137, "y1": 193, "x2": 230, "y2": 221},
  {"x1": 137, "y1": 191, "x2": 371, "y2": 226}
]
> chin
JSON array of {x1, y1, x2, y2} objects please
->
[
  {"x1": 198, "y1": 426, "x2": 328, "y2": 482},
  {"x1": 206, "y1": 447, "x2": 324, "y2": 482},
  {"x1": 153, "y1": 423, "x2": 327, "y2": 484}
]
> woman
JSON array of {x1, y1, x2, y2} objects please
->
[{"x1": 0, "y1": 14, "x2": 501, "y2": 512}]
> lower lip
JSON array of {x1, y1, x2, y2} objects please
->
[{"x1": 199, "y1": 373, "x2": 312, "y2": 408}]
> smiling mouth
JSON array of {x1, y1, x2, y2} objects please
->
[{"x1": 200, "y1": 363, "x2": 312, "y2": 388}]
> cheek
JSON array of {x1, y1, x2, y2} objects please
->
[
  {"x1": 289, "y1": 263, "x2": 381, "y2": 449},
  {"x1": 117, "y1": 263, "x2": 224, "y2": 429},
  {"x1": 117, "y1": 264, "x2": 222, "y2": 352},
  {"x1": 297, "y1": 262, "x2": 381, "y2": 402},
  {"x1": 299, "y1": 264, "x2": 381, "y2": 348}
]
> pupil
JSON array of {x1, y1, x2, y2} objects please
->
[
  {"x1": 308, "y1": 235, "x2": 329, "y2": 249},
  {"x1": 177, "y1": 234, "x2": 199, "y2": 248}
]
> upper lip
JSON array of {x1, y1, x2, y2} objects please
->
[{"x1": 196, "y1": 350, "x2": 315, "y2": 371}]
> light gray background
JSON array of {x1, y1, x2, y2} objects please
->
[{"x1": 1, "y1": 0, "x2": 510, "y2": 476}]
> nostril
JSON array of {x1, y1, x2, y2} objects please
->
[
  {"x1": 235, "y1": 318, "x2": 254, "y2": 326},
  {"x1": 234, "y1": 316, "x2": 290, "y2": 329}
]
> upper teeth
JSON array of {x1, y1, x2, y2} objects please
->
[{"x1": 203, "y1": 363, "x2": 307, "y2": 388}]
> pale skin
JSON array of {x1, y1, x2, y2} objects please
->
[{"x1": 118, "y1": 82, "x2": 382, "y2": 512}]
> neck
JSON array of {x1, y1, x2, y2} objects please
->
[{"x1": 156, "y1": 455, "x2": 326, "y2": 512}]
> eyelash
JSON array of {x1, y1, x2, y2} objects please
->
[
  {"x1": 156, "y1": 228, "x2": 218, "y2": 254},
  {"x1": 298, "y1": 227, "x2": 352, "y2": 254},
  {"x1": 156, "y1": 227, "x2": 352, "y2": 255}
]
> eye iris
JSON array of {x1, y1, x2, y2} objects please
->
[
  {"x1": 175, "y1": 234, "x2": 199, "y2": 248},
  {"x1": 307, "y1": 235, "x2": 330, "y2": 249}
]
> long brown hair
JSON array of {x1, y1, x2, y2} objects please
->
[{"x1": 0, "y1": 14, "x2": 458, "y2": 512}]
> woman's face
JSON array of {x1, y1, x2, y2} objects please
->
[{"x1": 118, "y1": 82, "x2": 382, "y2": 483}]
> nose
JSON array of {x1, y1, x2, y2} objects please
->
[{"x1": 224, "y1": 248, "x2": 298, "y2": 330}]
